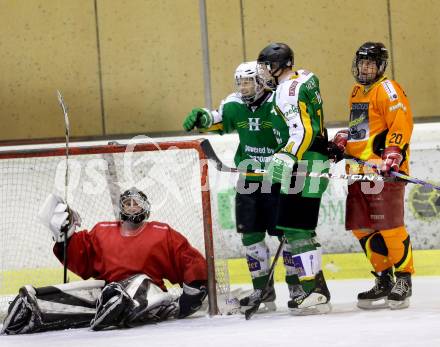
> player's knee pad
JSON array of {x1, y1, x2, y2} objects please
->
[
  {"x1": 381, "y1": 227, "x2": 414, "y2": 273},
  {"x1": 244, "y1": 239, "x2": 270, "y2": 280},
  {"x1": 2, "y1": 281, "x2": 103, "y2": 335},
  {"x1": 354, "y1": 230, "x2": 393, "y2": 272}
]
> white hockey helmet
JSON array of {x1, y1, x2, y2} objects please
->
[{"x1": 234, "y1": 61, "x2": 265, "y2": 104}]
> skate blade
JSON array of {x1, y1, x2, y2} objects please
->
[
  {"x1": 289, "y1": 302, "x2": 332, "y2": 316},
  {"x1": 357, "y1": 298, "x2": 389, "y2": 310},
  {"x1": 389, "y1": 298, "x2": 410, "y2": 310},
  {"x1": 240, "y1": 301, "x2": 276, "y2": 314}
]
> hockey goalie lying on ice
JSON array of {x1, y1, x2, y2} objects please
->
[{"x1": 1, "y1": 187, "x2": 208, "y2": 335}]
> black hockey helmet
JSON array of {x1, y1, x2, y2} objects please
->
[
  {"x1": 257, "y1": 43, "x2": 293, "y2": 88},
  {"x1": 352, "y1": 42, "x2": 388, "y2": 85},
  {"x1": 119, "y1": 187, "x2": 151, "y2": 224}
]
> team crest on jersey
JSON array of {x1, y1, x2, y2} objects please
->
[
  {"x1": 248, "y1": 118, "x2": 261, "y2": 131},
  {"x1": 349, "y1": 103, "x2": 369, "y2": 141},
  {"x1": 382, "y1": 80, "x2": 398, "y2": 101}
]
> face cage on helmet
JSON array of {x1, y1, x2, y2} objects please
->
[
  {"x1": 119, "y1": 194, "x2": 151, "y2": 225},
  {"x1": 256, "y1": 63, "x2": 277, "y2": 90},
  {"x1": 235, "y1": 76, "x2": 264, "y2": 104},
  {"x1": 352, "y1": 56, "x2": 387, "y2": 85}
]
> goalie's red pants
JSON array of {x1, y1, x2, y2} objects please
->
[{"x1": 352, "y1": 226, "x2": 414, "y2": 274}]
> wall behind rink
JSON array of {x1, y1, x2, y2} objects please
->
[
  {"x1": 205, "y1": 123, "x2": 440, "y2": 257},
  {"x1": 0, "y1": 0, "x2": 439, "y2": 141}
]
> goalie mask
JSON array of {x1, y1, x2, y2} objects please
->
[
  {"x1": 119, "y1": 187, "x2": 151, "y2": 225},
  {"x1": 352, "y1": 42, "x2": 388, "y2": 85},
  {"x1": 257, "y1": 42, "x2": 293, "y2": 88},
  {"x1": 234, "y1": 61, "x2": 264, "y2": 104}
]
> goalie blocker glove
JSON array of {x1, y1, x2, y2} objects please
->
[
  {"x1": 177, "y1": 282, "x2": 208, "y2": 318},
  {"x1": 37, "y1": 194, "x2": 81, "y2": 242}
]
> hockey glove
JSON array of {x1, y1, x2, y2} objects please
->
[
  {"x1": 267, "y1": 152, "x2": 297, "y2": 193},
  {"x1": 380, "y1": 146, "x2": 403, "y2": 176},
  {"x1": 328, "y1": 129, "x2": 349, "y2": 162},
  {"x1": 38, "y1": 194, "x2": 81, "y2": 243},
  {"x1": 183, "y1": 108, "x2": 213, "y2": 131},
  {"x1": 177, "y1": 282, "x2": 207, "y2": 319}
]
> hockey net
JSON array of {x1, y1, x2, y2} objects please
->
[{"x1": 0, "y1": 138, "x2": 237, "y2": 318}]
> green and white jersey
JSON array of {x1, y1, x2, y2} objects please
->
[
  {"x1": 270, "y1": 69, "x2": 326, "y2": 160},
  {"x1": 209, "y1": 91, "x2": 280, "y2": 180}
]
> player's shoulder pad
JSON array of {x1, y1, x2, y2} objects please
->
[
  {"x1": 222, "y1": 92, "x2": 244, "y2": 105},
  {"x1": 379, "y1": 79, "x2": 400, "y2": 102}
]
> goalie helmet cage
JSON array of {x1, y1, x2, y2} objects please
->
[{"x1": 0, "y1": 138, "x2": 229, "y2": 317}]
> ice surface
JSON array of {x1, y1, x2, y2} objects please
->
[{"x1": 2, "y1": 277, "x2": 440, "y2": 347}]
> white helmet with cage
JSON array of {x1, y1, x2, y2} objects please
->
[{"x1": 234, "y1": 61, "x2": 265, "y2": 104}]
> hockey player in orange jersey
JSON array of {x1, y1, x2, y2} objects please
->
[{"x1": 329, "y1": 42, "x2": 414, "y2": 310}]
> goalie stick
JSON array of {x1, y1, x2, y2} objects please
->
[
  {"x1": 245, "y1": 237, "x2": 286, "y2": 320},
  {"x1": 345, "y1": 155, "x2": 440, "y2": 191},
  {"x1": 200, "y1": 139, "x2": 399, "y2": 182},
  {"x1": 56, "y1": 90, "x2": 70, "y2": 284}
]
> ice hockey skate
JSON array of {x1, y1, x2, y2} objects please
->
[
  {"x1": 388, "y1": 272, "x2": 412, "y2": 310},
  {"x1": 288, "y1": 271, "x2": 331, "y2": 315},
  {"x1": 357, "y1": 270, "x2": 394, "y2": 310},
  {"x1": 239, "y1": 281, "x2": 276, "y2": 314}
]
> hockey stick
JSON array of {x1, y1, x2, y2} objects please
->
[
  {"x1": 345, "y1": 155, "x2": 440, "y2": 191},
  {"x1": 200, "y1": 139, "x2": 399, "y2": 182},
  {"x1": 103, "y1": 141, "x2": 122, "y2": 219},
  {"x1": 245, "y1": 236, "x2": 286, "y2": 320},
  {"x1": 56, "y1": 90, "x2": 70, "y2": 284}
]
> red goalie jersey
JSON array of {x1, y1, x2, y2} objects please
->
[{"x1": 53, "y1": 221, "x2": 208, "y2": 290}]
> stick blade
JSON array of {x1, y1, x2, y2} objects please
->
[{"x1": 244, "y1": 301, "x2": 261, "y2": 320}]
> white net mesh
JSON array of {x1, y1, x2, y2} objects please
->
[{"x1": 0, "y1": 140, "x2": 231, "y2": 316}]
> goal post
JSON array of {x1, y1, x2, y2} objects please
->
[{"x1": 0, "y1": 138, "x2": 231, "y2": 317}]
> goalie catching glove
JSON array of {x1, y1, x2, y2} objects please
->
[
  {"x1": 177, "y1": 282, "x2": 208, "y2": 318},
  {"x1": 37, "y1": 194, "x2": 81, "y2": 242},
  {"x1": 183, "y1": 108, "x2": 213, "y2": 131}
]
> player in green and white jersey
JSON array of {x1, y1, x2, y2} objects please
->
[
  {"x1": 183, "y1": 61, "x2": 292, "y2": 313},
  {"x1": 257, "y1": 43, "x2": 331, "y2": 315}
]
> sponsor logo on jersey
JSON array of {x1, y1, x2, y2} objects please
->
[
  {"x1": 389, "y1": 102, "x2": 407, "y2": 112},
  {"x1": 248, "y1": 117, "x2": 261, "y2": 131},
  {"x1": 289, "y1": 80, "x2": 299, "y2": 96},
  {"x1": 246, "y1": 255, "x2": 262, "y2": 271},
  {"x1": 382, "y1": 80, "x2": 398, "y2": 101},
  {"x1": 283, "y1": 105, "x2": 300, "y2": 119},
  {"x1": 306, "y1": 78, "x2": 317, "y2": 90},
  {"x1": 349, "y1": 102, "x2": 369, "y2": 141}
]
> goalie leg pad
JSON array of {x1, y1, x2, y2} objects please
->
[
  {"x1": 1, "y1": 286, "x2": 41, "y2": 335},
  {"x1": 91, "y1": 274, "x2": 178, "y2": 330},
  {"x1": 2, "y1": 281, "x2": 102, "y2": 335},
  {"x1": 90, "y1": 282, "x2": 134, "y2": 331}
]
